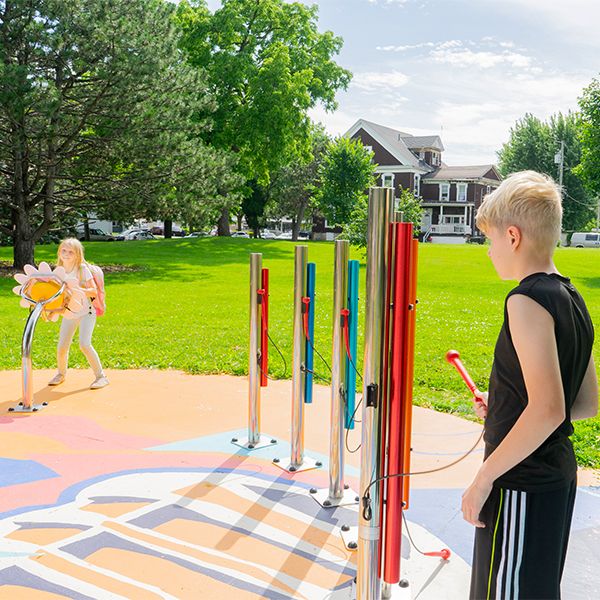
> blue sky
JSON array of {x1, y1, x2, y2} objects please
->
[{"x1": 202, "y1": 1, "x2": 600, "y2": 166}]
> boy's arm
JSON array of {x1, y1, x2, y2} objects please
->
[
  {"x1": 462, "y1": 293, "x2": 566, "y2": 526},
  {"x1": 571, "y1": 355, "x2": 598, "y2": 421}
]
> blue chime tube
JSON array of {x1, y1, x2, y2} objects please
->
[
  {"x1": 304, "y1": 262, "x2": 316, "y2": 403},
  {"x1": 344, "y1": 259, "x2": 360, "y2": 429}
]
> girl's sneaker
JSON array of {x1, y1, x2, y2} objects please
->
[
  {"x1": 48, "y1": 373, "x2": 65, "y2": 386},
  {"x1": 90, "y1": 376, "x2": 109, "y2": 390}
]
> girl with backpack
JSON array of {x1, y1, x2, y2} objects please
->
[{"x1": 47, "y1": 238, "x2": 109, "y2": 389}]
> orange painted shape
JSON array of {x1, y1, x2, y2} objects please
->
[
  {"x1": 80, "y1": 502, "x2": 151, "y2": 518},
  {"x1": 7, "y1": 527, "x2": 85, "y2": 546},
  {"x1": 0, "y1": 587, "x2": 67, "y2": 600},
  {"x1": 33, "y1": 552, "x2": 163, "y2": 600}
]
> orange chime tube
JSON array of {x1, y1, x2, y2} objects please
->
[{"x1": 383, "y1": 222, "x2": 414, "y2": 585}]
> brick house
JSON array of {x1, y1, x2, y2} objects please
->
[{"x1": 325, "y1": 118, "x2": 502, "y2": 243}]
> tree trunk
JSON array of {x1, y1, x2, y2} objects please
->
[
  {"x1": 13, "y1": 209, "x2": 35, "y2": 269},
  {"x1": 253, "y1": 224, "x2": 260, "y2": 238},
  {"x1": 293, "y1": 199, "x2": 308, "y2": 241},
  {"x1": 164, "y1": 219, "x2": 173, "y2": 238},
  {"x1": 236, "y1": 212, "x2": 243, "y2": 232},
  {"x1": 217, "y1": 208, "x2": 230, "y2": 236},
  {"x1": 83, "y1": 218, "x2": 90, "y2": 241}
]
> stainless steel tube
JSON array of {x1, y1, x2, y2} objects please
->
[
  {"x1": 248, "y1": 253, "x2": 263, "y2": 445},
  {"x1": 357, "y1": 188, "x2": 394, "y2": 600},
  {"x1": 290, "y1": 245, "x2": 308, "y2": 468},
  {"x1": 329, "y1": 239, "x2": 349, "y2": 499},
  {"x1": 21, "y1": 302, "x2": 44, "y2": 410}
]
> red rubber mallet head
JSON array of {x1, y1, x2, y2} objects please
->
[{"x1": 445, "y1": 350, "x2": 480, "y2": 396}]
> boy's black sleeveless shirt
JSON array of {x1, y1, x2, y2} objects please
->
[{"x1": 484, "y1": 272, "x2": 594, "y2": 492}]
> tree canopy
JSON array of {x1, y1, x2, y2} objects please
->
[
  {"x1": 0, "y1": 0, "x2": 238, "y2": 267},
  {"x1": 577, "y1": 77, "x2": 600, "y2": 199},
  {"x1": 497, "y1": 112, "x2": 595, "y2": 231}
]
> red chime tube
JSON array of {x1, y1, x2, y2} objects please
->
[
  {"x1": 260, "y1": 268, "x2": 269, "y2": 386},
  {"x1": 383, "y1": 222, "x2": 413, "y2": 585},
  {"x1": 402, "y1": 238, "x2": 418, "y2": 508}
]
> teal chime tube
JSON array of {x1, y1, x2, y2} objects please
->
[
  {"x1": 345, "y1": 259, "x2": 360, "y2": 429},
  {"x1": 304, "y1": 262, "x2": 316, "y2": 403}
]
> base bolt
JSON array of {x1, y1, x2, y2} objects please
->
[
  {"x1": 399, "y1": 580, "x2": 409, "y2": 588},
  {"x1": 348, "y1": 541, "x2": 357, "y2": 549},
  {"x1": 341, "y1": 524, "x2": 350, "y2": 532},
  {"x1": 273, "y1": 458, "x2": 280, "y2": 463}
]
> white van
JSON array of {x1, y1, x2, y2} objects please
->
[{"x1": 570, "y1": 232, "x2": 600, "y2": 248}]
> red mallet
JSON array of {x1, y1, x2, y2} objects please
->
[
  {"x1": 445, "y1": 350, "x2": 483, "y2": 404},
  {"x1": 424, "y1": 549, "x2": 451, "y2": 560}
]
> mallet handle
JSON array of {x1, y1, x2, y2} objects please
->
[{"x1": 445, "y1": 350, "x2": 480, "y2": 396}]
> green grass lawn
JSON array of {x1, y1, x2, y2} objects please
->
[{"x1": 1, "y1": 238, "x2": 599, "y2": 468}]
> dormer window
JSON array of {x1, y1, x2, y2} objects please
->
[
  {"x1": 419, "y1": 151, "x2": 425, "y2": 160},
  {"x1": 382, "y1": 173, "x2": 394, "y2": 188}
]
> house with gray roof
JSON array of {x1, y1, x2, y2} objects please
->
[{"x1": 343, "y1": 118, "x2": 501, "y2": 243}]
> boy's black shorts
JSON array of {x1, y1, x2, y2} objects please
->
[{"x1": 469, "y1": 480, "x2": 576, "y2": 600}]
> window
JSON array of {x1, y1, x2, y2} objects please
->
[
  {"x1": 419, "y1": 151, "x2": 425, "y2": 160},
  {"x1": 585, "y1": 234, "x2": 599, "y2": 242},
  {"x1": 443, "y1": 216, "x2": 465, "y2": 224},
  {"x1": 439, "y1": 183, "x2": 450, "y2": 201},
  {"x1": 414, "y1": 174, "x2": 421, "y2": 196},
  {"x1": 486, "y1": 185, "x2": 491, "y2": 195},
  {"x1": 457, "y1": 183, "x2": 467, "y2": 202},
  {"x1": 382, "y1": 173, "x2": 394, "y2": 188},
  {"x1": 432, "y1": 153, "x2": 438, "y2": 166}
]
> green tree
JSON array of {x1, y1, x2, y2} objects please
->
[
  {"x1": 498, "y1": 112, "x2": 594, "y2": 231},
  {"x1": 315, "y1": 137, "x2": 376, "y2": 227},
  {"x1": 175, "y1": 0, "x2": 351, "y2": 234},
  {"x1": 0, "y1": 0, "x2": 238, "y2": 268},
  {"x1": 269, "y1": 124, "x2": 329, "y2": 240},
  {"x1": 577, "y1": 77, "x2": 600, "y2": 203},
  {"x1": 343, "y1": 187, "x2": 423, "y2": 249}
]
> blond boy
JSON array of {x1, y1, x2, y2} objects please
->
[{"x1": 464, "y1": 171, "x2": 598, "y2": 599}]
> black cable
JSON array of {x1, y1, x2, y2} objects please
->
[
  {"x1": 266, "y1": 330, "x2": 288, "y2": 378},
  {"x1": 306, "y1": 334, "x2": 332, "y2": 375},
  {"x1": 345, "y1": 395, "x2": 363, "y2": 453},
  {"x1": 361, "y1": 428, "x2": 485, "y2": 521},
  {"x1": 402, "y1": 511, "x2": 428, "y2": 556},
  {"x1": 301, "y1": 364, "x2": 331, "y2": 385}
]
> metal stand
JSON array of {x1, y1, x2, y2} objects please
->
[
  {"x1": 356, "y1": 188, "x2": 394, "y2": 600},
  {"x1": 233, "y1": 253, "x2": 277, "y2": 450},
  {"x1": 274, "y1": 245, "x2": 319, "y2": 473},
  {"x1": 311, "y1": 240, "x2": 358, "y2": 507},
  {"x1": 10, "y1": 280, "x2": 66, "y2": 413}
]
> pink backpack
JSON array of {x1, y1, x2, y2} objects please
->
[{"x1": 85, "y1": 263, "x2": 106, "y2": 316}]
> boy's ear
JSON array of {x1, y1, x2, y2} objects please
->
[{"x1": 507, "y1": 225, "x2": 521, "y2": 250}]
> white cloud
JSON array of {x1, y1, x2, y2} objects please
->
[
  {"x1": 351, "y1": 70, "x2": 410, "y2": 90},
  {"x1": 430, "y1": 47, "x2": 533, "y2": 69},
  {"x1": 376, "y1": 42, "x2": 435, "y2": 52},
  {"x1": 367, "y1": 0, "x2": 409, "y2": 5}
]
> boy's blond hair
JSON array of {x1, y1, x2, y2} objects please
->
[
  {"x1": 57, "y1": 238, "x2": 85, "y2": 271},
  {"x1": 476, "y1": 170, "x2": 562, "y2": 252}
]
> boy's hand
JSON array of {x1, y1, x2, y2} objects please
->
[
  {"x1": 473, "y1": 390, "x2": 488, "y2": 418},
  {"x1": 461, "y1": 475, "x2": 492, "y2": 528}
]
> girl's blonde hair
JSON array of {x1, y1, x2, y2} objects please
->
[
  {"x1": 476, "y1": 170, "x2": 562, "y2": 252},
  {"x1": 57, "y1": 238, "x2": 85, "y2": 271}
]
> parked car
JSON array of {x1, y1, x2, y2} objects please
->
[
  {"x1": 184, "y1": 231, "x2": 208, "y2": 238},
  {"x1": 570, "y1": 232, "x2": 600, "y2": 248},
  {"x1": 261, "y1": 230, "x2": 277, "y2": 239},
  {"x1": 276, "y1": 231, "x2": 293, "y2": 240},
  {"x1": 78, "y1": 228, "x2": 114, "y2": 242},
  {"x1": 150, "y1": 226, "x2": 163, "y2": 235},
  {"x1": 115, "y1": 228, "x2": 142, "y2": 241},
  {"x1": 127, "y1": 230, "x2": 155, "y2": 241},
  {"x1": 231, "y1": 231, "x2": 250, "y2": 238}
]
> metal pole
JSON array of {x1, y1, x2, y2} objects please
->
[
  {"x1": 274, "y1": 245, "x2": 319, "y2": 472},
  {"x1": 20, "y1": 303, "x2": 44, "y2": 411},
  {"x1": 233, "y1": 254, "x2": 276, "y2": 450},
  {"x1": 290, "y1": 245, "x2": 308, "y2": 468},
  {"x1": 248, "y1": 253, "x2": 262, "y2": 445},
  {"x1": 329, "y1": 239, "x2": 349, "y2": 500},
  {"x1": 357, "y1": 187, "x2": 394, "y2": 600},
  {"x1": 310, "y1": 241, "x2": 358, "y2": 506}
]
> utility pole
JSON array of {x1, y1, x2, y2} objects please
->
[{"x1": 555, "y1": 140, "x2": 565, "y2": 190}]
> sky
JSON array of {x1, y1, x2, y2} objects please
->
[{"x1": 202, "y1": 1, "x2": 600, "y2": 166}]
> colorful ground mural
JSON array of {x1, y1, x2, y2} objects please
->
[{"x1": 0, "y1": 369, "x2": 598, "y2": 599}]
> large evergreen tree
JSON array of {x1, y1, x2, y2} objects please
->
[
  {"x1": 0, "y1": 0, "x2": 238, "y2": 268},
  {"x1": 175, "y1": 0, "x2": 351, "y2": 234}
]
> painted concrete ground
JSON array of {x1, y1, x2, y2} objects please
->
[{"x1": 0, "y1": 369, "x2": 598, "y2": 599}]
